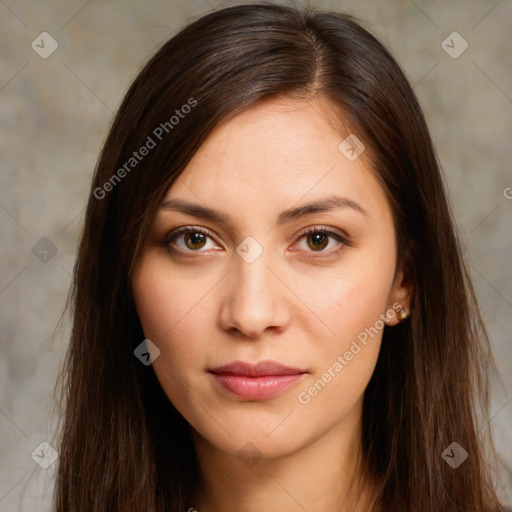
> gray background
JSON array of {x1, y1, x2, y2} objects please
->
[{"x1": 1, "y1": 0, "x2": 511, "y2": 510}]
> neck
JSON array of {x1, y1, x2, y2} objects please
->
[{"x1": 191, "y1": 400, "x2": 377, "y2": 512}]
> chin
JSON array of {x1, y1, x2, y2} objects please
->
[{"x1": 192, "y1": 422, "x2": 310, "y2": 462}]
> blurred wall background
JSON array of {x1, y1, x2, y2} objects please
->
[{"x1": 1, "y1": 0, "x2": 511, "y2": 509}]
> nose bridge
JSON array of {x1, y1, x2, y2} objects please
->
[
  {"x1": 219, "y1": 241, "x2": 289, "y2": 337},
  {"x1": 236, "y1": 249, "x2": 273, "y2": 297}
]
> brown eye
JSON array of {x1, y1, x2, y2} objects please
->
[
  {"x1": 184, "y1": 232, "x2": 207, "y2": 250},
  {"x1": 293, "y1": 227, "x2": 350, "y2": 258},
  {"x1": 306, "y1": 232, "x2": 329, "y2": 251},
  {"x1": 161, "y1": 227, "x2": 220, "y2": 254}
]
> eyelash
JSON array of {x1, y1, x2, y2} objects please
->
[{"x1": 159, "y1": 226, "x2": 351, "y2": 259}]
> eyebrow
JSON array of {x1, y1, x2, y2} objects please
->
[{"x1": 160, "y1": 195, "x2": 368, "y2": 228}]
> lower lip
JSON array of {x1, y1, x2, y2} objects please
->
[{"x1": 210, "y1": 373, "x2": 305, "y2": 400}]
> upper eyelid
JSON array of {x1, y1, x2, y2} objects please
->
[{"x1": 163, "y1": 226, "x2": 218, "y2": 245}]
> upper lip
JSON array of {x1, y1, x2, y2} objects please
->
[{"x1": 209, "y1": 360, "x2": 307, "y2": 376}]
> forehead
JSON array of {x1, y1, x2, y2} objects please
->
[{"x1": 165, "y1": 98, "x2": 390, "y2": 223}]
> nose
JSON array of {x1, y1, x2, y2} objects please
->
[{"x1": 218, "y1": 251, "x2": 291, "y2": 339}]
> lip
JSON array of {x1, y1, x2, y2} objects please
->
[{"x1": 208, "y1": 360, "x2": 307, "y2": 400}]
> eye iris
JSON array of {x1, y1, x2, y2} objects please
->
[
  {"x1": 307, "y1": 232, "x2": 328, "y2": 251},
  {"x1": 185, "y1": 232, "x2": 206, "y2": 250}
]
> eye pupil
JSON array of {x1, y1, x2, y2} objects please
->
[
  {"x1": 307, "y1": 233, "x2": 328, "y2": 251},
  {"x1": 185, "y1": 232, "x2": 206, "y2": 250}
]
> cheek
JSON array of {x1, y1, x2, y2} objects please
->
[
  {"x1": 131, "y1": 256, "x2": 210, "y2": 368},
  {"x1": 292, "y1": 241, "x2": 396, "y2": 404},
  {"x1": 132, "y1": 258, "x2": 214, "y2": 414},
  {"x1": 296, "y1": 246, "x2": 396, "y2": 344},
  {"x1": 295, "y1": 278, "x2": 387, "y2": 416}
]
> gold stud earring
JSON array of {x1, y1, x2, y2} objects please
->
[{"x1": 397, "y1": 307, "x2": 408, "y2": 321}]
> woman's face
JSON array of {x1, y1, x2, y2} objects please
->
[{"x1": 132, "y1": 97, "x2": 411, "y2": 461}]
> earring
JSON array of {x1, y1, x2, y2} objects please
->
[{"x1": 397, "y1": 307, "x2": 408, "y2": 321}]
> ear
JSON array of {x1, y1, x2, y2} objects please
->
[{"x1": 385, "y1": 251, "x2": 414, "y2": 327}]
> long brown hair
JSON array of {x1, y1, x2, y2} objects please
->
[{"x1": 54, "y1": 3, "x2": 506, "y2": 511}]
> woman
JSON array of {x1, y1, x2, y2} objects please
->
[{"x1": 54, "y1": 3, "x2": 508, "y2": 511}]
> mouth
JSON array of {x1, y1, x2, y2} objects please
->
[{"x1": 208, "y1": 360, "x2": 308, "y2": 400}]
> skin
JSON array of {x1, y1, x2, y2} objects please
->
[{"x1": 132, "y1": 97, "x2": 413, "y2": 512}]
